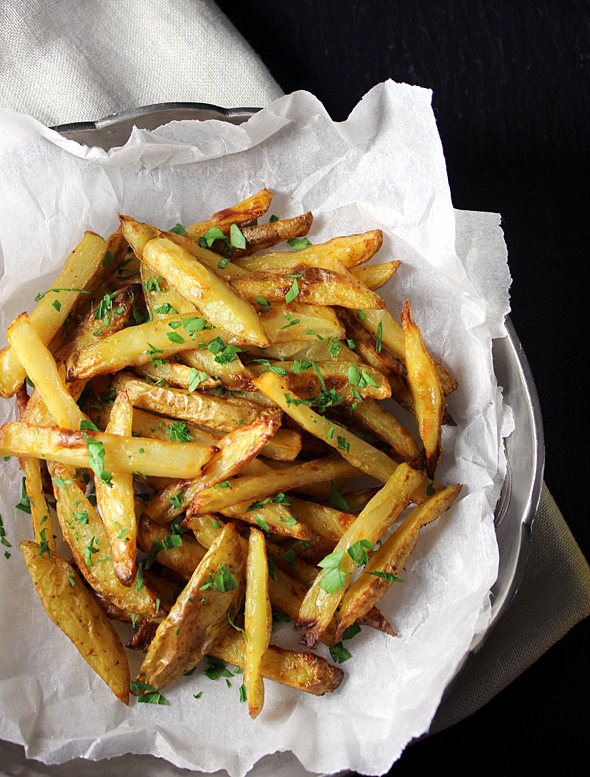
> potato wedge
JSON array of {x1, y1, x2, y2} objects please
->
[
  {"x1": 335, "y1": 484, "x2": 462, "y2": 641},
  {"x1": 230, "y1": 267, "x2": 384, "y2": 310},
  {"x1": 0, "y1": 422, "x2": 215, "y2": 479},
  {"x1": 401, "y1": 300, "x2": 444, "y2": 478},
  {"x1": 245, "y1": 528, "x2": 271, "y2": 718},
  {"x1": 7, "y1": 313, "x2": 85, "y2": 430},
  {"x1": 0, "y1": 231, "x2": 108, "y2": 398},
  {"x1": 21, "y1": 541, "x2": 130, "y2": 704},
  {"x1": 211, "y1": 630, "x2": 343, "y2": 696},
  {"x1": 66, "y1": 314, "x2": 228, "y2": 380},
  {"x1": 185, "y1": 189, "x2": 273, "y2": 238},
  {"x1": 352, "y1": 400, "x2": 420, "y2": 462},
  {"x1": 50, "y1": 464, "x2": 158, "y2": 618},
  {"x1": 144, "y1": 416, "x2": 280, "y2": 524},
  {"x1": 136, "y1": 522, "x2": 245, "y2": 690},
  {"x1": 289, "y1": 497, "x2": 355, "y2": 542},
  {"x1": 95, "y1": 392, "x2": 137, "y2": 586},
  {"x1": 137, "y1": 515, "x2": 206, "y2": 579},
  {"x1": 234, "y1": 230, "x2": 383, "y2": 271},
  {"x1": 351, "y1": 261, "x2": 401, "y2": 290},
  {"x1": 253, "y1": 372, "x2": 399, "y2": 483},
  {"x1": 296, "y1": 463, "x2": 425, "y2": 648},
  {"x1": 112, "y1": 372, "x2": 272, "y2": 434},
  {"x1": 187, "y1": 457, "x2": 360, "y2": 516}
]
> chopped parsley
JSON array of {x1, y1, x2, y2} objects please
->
[
  {"x1": 318, "y1": 549, "x2": 349, "y2": 594},
  {"x1": 15, "y1": 478, "x2": 31, "y2": 513},
  {"x1": 368, "y1": 570, "x2": 404, "y2": 583},
  {"x1": 199, "y1": 564, "x2": 237, "y2": 593},
  {"x1": 376, "y1": 320, "x2": 383, "y2": 353},
  {"x1": 228, "y1": 613, "x2": 248, "y2": 642},
  {"x1": 255, "y1": 516, "x2": 270, "y2": 534},
  {"x1": 154, "y1": 302, "x2": 177, "y2": 315},
  {"x1": 288, "y1": 237, "x2": 312, "y2": 250},
  {"x1": 347, "y1": 539, "x2": 373, "y2": 566},
  {"x1": 329, "y1": 642, "x2": 352, "y2": 663},
  {"x1": 84, "y1": 536, "x2": 100, "y2": 566},
  {"x1": 170, "y1": 223, "x2": 186, "y2": 235},
  {"x1": 85, "y1": 437, "x2": 113, "y2": 488},
  {"x1": 328, "y1": 481, "x2": 351, "y2": 512},
  {"x1": 285, "y1": 277, "x2": 300, "y2": 304},
  {"x1": 130, "y1": 680, "x2": 169, "y2": 705},
  {"x1": 80, "y1": 419, "x2": 99, "y2": 432},
  {"x1": 188, "y1": 368, "x2": 208, "y2": 392},
  {"x1": 167, "y1": 421, "x2": 192, "y2": 442},
  {"x1": 144, "y1": 275, "x2": 165, "y2": 293},
  {"x1": 146, "y1": 343, "x2": 165, "y2": 367},
  {"x1": 342, "y1": 623, "x2": 361, "y2": 641},
  {"x1": 230, "y1": 223, "x2": 246, "y2": 249}
]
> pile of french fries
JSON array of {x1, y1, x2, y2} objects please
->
[{"x1": 0, "y1": 189, "x2": 462, "y2": 718}]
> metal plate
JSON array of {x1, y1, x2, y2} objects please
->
[{"x1": 0, "y1": 103, "x2": 544, "y2": 777}]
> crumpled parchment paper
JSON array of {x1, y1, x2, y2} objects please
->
[{"x1": 0, "y1": 80, "x2": 511, "y2": 777}]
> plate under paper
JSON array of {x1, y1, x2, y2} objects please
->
[{"x1": 0, "y1": 81, "x2": 511, "y2": 777}]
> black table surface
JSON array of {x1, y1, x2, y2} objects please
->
[{"x1": 216, "y1": 1, "x2": 588, "y2": 774}]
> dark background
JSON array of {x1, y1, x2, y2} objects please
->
[{"x1": 216, "y1": 0, "x2": 588, "y2": 773}]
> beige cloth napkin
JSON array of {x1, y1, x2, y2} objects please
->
[{"x1": 1, "y1": 0, "x2": 588, "y2": 762}]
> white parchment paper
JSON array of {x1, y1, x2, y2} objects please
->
[{"x1": 0, "y1": 81, "x2": 511, "y2": 776}]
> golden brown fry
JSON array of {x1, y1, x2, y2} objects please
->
[
  {"x1": 296, "y1": 463, "x2": 425, "y2": 648},
  {"x1": 7, "y1": 313, "x2": 85, "y2": 430},
  {"x1": 248, "y1": 337, "x2": 355, "y2": 363},
  {"x1": 137, "y1": 515, "x2": 206, "y2": 579},
  {"x1": 401, "y1": 300, "x2": 444, "y2": 478},
  {"x1": 234, "y1": 230, "x2": 383, "y2": 271},
  {"x1": 112, "y1": 371, "x2": 272, "y2": 434},
  {"x1": 21, "y1": 541, "x2": 130, "y2": 704},
  {"x1": 50, "y1": 464, "x2": 158, "y2": 618},
  {"x1": 335, "y1": 484, "x2": 462, "y2": 641},
  {"x1": 350, "y1": 261, "x2": 401, "y2": 290},
  {"x1": 231, "y1": 267, "x2": 385, "y2": 310},
  {"x1": 136, "y1": 522, "x2": 245, "y2": 690},
  {"x1": 337, "y1": 487, "x2": 380, "y2": 513},
  {"x1": 145, "y1": 417, "x2": 279, "y2": 524},
  {"x1": 95, "y1": 392, "x2": 137, "y2": 586},
  {"x1": 0, "y1": 231, "x2": 108, "y2": 398},
  {"x1": 289, "y1": 497, "x2": 355, "y2": 541},
  {"x1": 211, "y1": 630, "x2": 343, "y2": 696},
  {"x1": 188, "y1": 457, "x2": 359, "y2": 516},
  {"x1": 255, "y1": 302, "x2": 344, "y2": 346},
  {"x1": 207, "y1": 213, "x2": 313, "y2": 257},
  {"x1": 185, "y1": 189, "x2": 273, "y2": 238},
  {"x1": 221, "y1": 500, "x2": 312, "y2": 541},
  {"x1": 135, "y1": 360, "x2": 218, "y2": 391},
  {"x1": 0, "y1": 422, "x2": 215, "y2": 479},
  {"x1": 20, "y1": 457, "x2": 55, "y2": 549},
  {"x1": 352, "y1": 400, "x2": 420, "y2": 462},
  {"x1": 245, "y1": 528, "x2": 271, "y2": 718},
  {"x1": 253, "y1": 372, "x2": 398, "y2": 483}
]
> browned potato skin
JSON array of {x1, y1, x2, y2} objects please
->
[
  {"x1": 137, "y1": 515, "x2": 206, "y2": 580},
  {"x1": 136, "y1": 522, "x2": 245, "y2": 691},
  {"x1": 401, "y1": 300, "x2": 445, "y2": 479},
  {"x1": 21, "y1": 541, "x2": 130, "y2": 704},
  {"x1": 185, "y1": 189, "x2": 273, "y2": 238},
  {"x1": 209, "y1": 213, "x2": 313, "y2": 258}
]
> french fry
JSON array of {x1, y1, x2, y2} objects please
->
[
  {"x1": 95, "y1": 392, "x2": 137, "y2": 586},
  {"x1": 20, "y1": 457, "x2": 55, "y2": 550},
  {"x1": 145, "y1": 417, "x2": 280, "y2": 524},
  {"x1": 65, "y1": 315, "x2": 229, "y2": 380},
  {"x1": 0, "y1": 231, "x2": 108, "y2": 398},
  {"x1": 245, "y1": 528, "x2": 271, "y2": 718},
  {"x1": 230, "y1": 267, "x2": 385, "y2": 310},
  {"x1": 401, "y1": 300, "x2": 444, "y2": 478},
  {"x1": 350, "y1": 261, "x2": 400, "y2": 290},
  {"x1": 137, "y1": 515, "x2": 206, "y2": 579},
  {"x1": 335, "y1": 484, "x2": 461, "y2": 641},
  {"x1": 352, "y1": 400, "x2": 420, "y2": 462},
  {"x1": 187, "y1": 457, "x2": 360, "y2": 516},
  {"x1": 134, "y1": 360, "x2": 218, "y2": 391},
  {"x1": 50, "y1": 464, "x2": 158, "y2": 618},
  {"x1": 253, "y1": 372, "x2": 399, "y2": 483},
  {"x1": 0, "y1": 422, "x2": 216, "y2": 479},
  {"x1": 7, "y1": 313, "x2": 85, "y2": 430},
  {"x1": 135, "y1": 522, "x2": 245, "y2": 691},
  {"x1": 234, "y1": 230, "x2": 383, "y2": 271},
  {"x1": 230, "y1": 213, "x2": 313, "y2": 256},
  {"x1": 256, "y1": 302, "x2": 344, "y2": 345},
  {"x1": 211, "y1": 630, "x2": 343, "y2": 695},
  {"x1": 296, "y1": 463, "x2": 425, "y2": 648},
  {"x1": 289, "y1": 497, "x2": 355, "y2": 541},
  {"x1": 221, "y1": 500, "x2": 312, "y2": 541},
  {"x1": 112, "y1": 372, "x2": 273, "y2": 434},
  {"x1": 248, "y1": 337, "x2": 356, "y2": 363},
  {"x1": 336, "y1": 487, "x2": 380, "y2": 513},
  {"x1": 21, "y1": 541, "x2": 130, "y2": 704},
  {"x1": 185, "y1": 189, "x2": 273, "y2": 238}
]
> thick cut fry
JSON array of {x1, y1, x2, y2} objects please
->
[
  {"x1": 136, "y1": 522, "x2": 245, "y2": 690},
  {"x1": 138, "y1": 260, "x2": 196, "y2": 317},
  {"x1": 211, "y1": 630, "x2": 343, "y2": 696},
  {"x1": 50, "y1": 464, "x2": 158, "y2": 617},
  {"x1": 95, "y1": 392, "x2": 137, "y2": 586},
  {"x1": 335, "y1": 484, "x2": 462, "y2": 641},
  {"x1": 248, "y1": 337, "x2": 356, "y2": 363},
  {"x1": 145, "y1": 417, "x2": 280, "y2": 524},
  {"x1": 137, "y1": 515, "x2": 206, "y2": 579},
  {"x1": 66, "y1": 315, "x2": 227, "y2": 380},
  {"x1": 337, "y1": 487, "x2": 380, "y2": 513},
  {"x1": 351, "y1": 261, "x2": 401, "y2": 289},
  {"x1": 188, "y1": 457, "x2": 359, "y2": 516},
  {"x1": 21, "y1": 457, "x2": 55, "y2": 549},
  {"x1": 135, "y1": 360, "x2": 218, "y2": 391},
  {"x1": 289, "y1": 497, "x2": 355, "y2": 541},
  {"x1": 185, "y1": 189, "x2": 273, "y2": 238},
  {"x1": 245, "y1": 528, "x2": 271, "y2": 718},
  {"x1": 230, "y1": 267, "x2": 384, "y2": 310},
  {"x1": 21, "y1": 541, "x2": 130, "y2": 704},
  {"x1": 256, "y1": 302, "x2": 344, "y2": 345},
  {"x1": 352, "y1": 400, "x2": 420, "y2": 462},
  {"x1": 0, "y1": 423, "x2": 215, "y2": 479},
  {"x1": 142, "y1": 236, "x2": 268, "y2": 347},
  {"x1": 7, "y1": 313, "x2": 85, "y2": 430},
  {"x1": 113, "y1": 372, "x2": 272, "y2": 434},
  {"x1": 401, "y1": 300, "x2": 444, "y2": 478},
  {"x1": 253, "y1": 372, "x2": 398, "y2": 483},
  {"x1": 221, "y1": 500, "x2": 312, "y2": 541},
  {"x1": 231, "y1": 213, "x2": 313, "y2": 256},
  {"x1": 296, "y1": 463, "x2": 425, "y2": 648},
  {"x1": 234, "y1": 230, "x2": 383, "y2": 271},
  {"x1": 0, "y1": 232, "x2": 108, "y2": 398}
]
